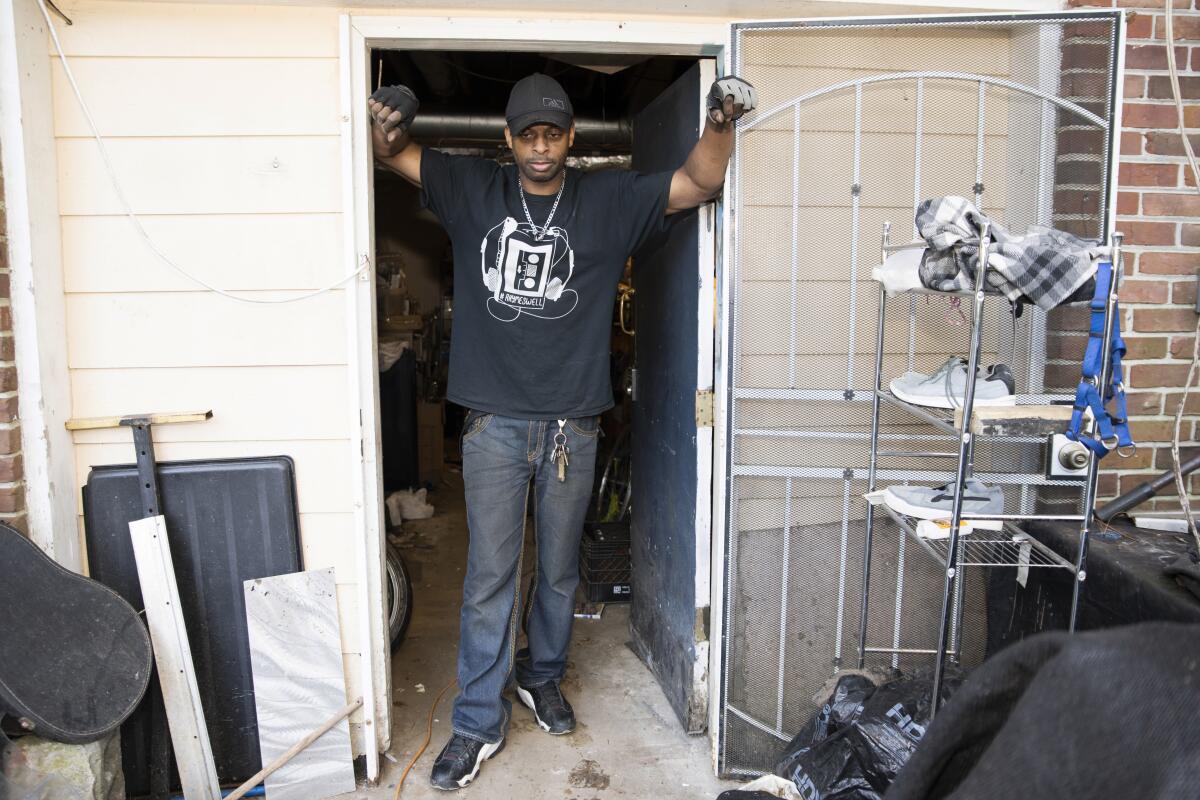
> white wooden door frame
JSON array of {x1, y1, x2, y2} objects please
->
[
  {"x1": 0, "y1": 0, "x2": 80, "y2": 571},
  {"x1": 341, "y1": 13, "x2": 726, "y2": 777}
]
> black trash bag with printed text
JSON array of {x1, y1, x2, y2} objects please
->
[{"x1": 774, "y1": 671, "x2": 960, "y2": 800}]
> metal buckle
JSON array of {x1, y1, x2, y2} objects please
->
[{"x1": 1116, "y1": 444, "x2": 1138, "y2": 459}]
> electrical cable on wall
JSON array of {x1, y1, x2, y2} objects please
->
[
  {"x1": 1163, "y1": 0, "x2": 1200, "y2": 553},
  {"x1": 35, "y1": 0, "x2": 370, "y2": 305}
]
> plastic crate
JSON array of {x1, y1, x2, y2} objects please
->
[{"x1": 579, "y1": 522, "x2": 631, "y2": 603}]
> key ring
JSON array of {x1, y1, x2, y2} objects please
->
[{"x1": 554, "y1": 431, "x2": 567, "y2": 448}]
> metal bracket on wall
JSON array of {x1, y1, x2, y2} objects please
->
[{"x1": 696, "y1": 390, "x2": 715, "y2": 427}]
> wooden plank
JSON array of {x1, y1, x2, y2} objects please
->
[
  {"x1": 65, "y1": 409, "x2": 211, "y2": 430},
  {"x1": 51, "y1": 2, "x2": 338, "y2": 57},
  {"x1": 55, "y1": 137, "x2": 341, "y2": 216},
  {"x1": 68, "y1": 366, "x2": 351, "y2": 442},
  {"x1": 61, "y1": 214, "x2": 344, "y2": 293},
  {"x1": 65, "y1": 292, "x2": 347, "y2": 369},
  {"x1": 53, "y1": 58, "x2": 339, "y2": 138},
  {"x1": 955, "y1": 405, "x2": 1075, "y2": 437},
  {"x1": 128, "y1": 515, "x2": 222, "y2": 800},
  {"x1": 244, "y1": 569, "x2": 356, "y2": 800},
  {"x1": 73, "y1": 440, "x2": 356, "y2": 515}
]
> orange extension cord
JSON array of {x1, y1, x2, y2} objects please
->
[{"x1": 392, "y1": 679, "x2": 456, "y2": 800}]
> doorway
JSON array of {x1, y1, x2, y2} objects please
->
[
  {"x1": 357, "y1": 33, "x2": 724, "y2": 791},
  {"x1": 343, "y1": 19, "x2": 728, "y2": 779}
]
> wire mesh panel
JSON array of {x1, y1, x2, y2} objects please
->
[{"x1": 720, "y1": 12, "x2": 1121, "y2": 776}]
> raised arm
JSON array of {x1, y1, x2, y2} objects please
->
[
  {"x1": 369, "y1": 85, "x2": 424, "y2": 187},
  {"x1": 667, "y1": 77, "x2": 757, "y2": 215}
]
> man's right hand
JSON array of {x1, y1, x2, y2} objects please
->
[{"x1": 369, "y1": 84, "x2": 420, "y2": 157}]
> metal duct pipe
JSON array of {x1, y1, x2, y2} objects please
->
[{"x1": 408, "y1": 112, "x2": 631, "y2": 150}]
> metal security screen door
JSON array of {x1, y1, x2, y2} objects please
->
[{"x1": 719, "y1": 12, "x2": 1122, "y2": 776}]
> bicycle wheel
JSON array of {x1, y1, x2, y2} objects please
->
[
  {"x1": 593, "y1": 426, "x2": 632, "y2": 522},
  {"x1": 386, "y1": 544, "x2": 413, "y2": 650}
]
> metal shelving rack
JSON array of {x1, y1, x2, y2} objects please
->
[{"x1": 856, "y1": 222, "x2": 1124, "y2": 713}]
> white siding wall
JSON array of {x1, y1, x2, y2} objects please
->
[{"x1": 49, "y1": 0, "x2": 373, "y2": 739}]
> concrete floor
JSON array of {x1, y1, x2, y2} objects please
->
[{"x1": 343, "y1": 469, "x2": 738, "y2": 800}]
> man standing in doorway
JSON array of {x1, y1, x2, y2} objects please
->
[{"x1": 369, "y1": 70, "x2": 755, "y2": 791}]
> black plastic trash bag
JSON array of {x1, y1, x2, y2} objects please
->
[
  {"x1": 789, "y1": 673, "x2": 877, "y2": 753},
  {"x1": 774, "y1": 671, "x2": 959, "y2": 800},
  {"x1": 774, "y1": 673, "x2": 881, "y2": 800}
]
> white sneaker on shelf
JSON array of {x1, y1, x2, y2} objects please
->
[{"x1": 889, "y1": 357, "x2": 1016, "y2": 409}]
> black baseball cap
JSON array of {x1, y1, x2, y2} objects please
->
[{"x1": 505, "y1": 73, "x2": 573, "y2": 134}]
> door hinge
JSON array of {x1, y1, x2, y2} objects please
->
[{"x1": 695, "y1": 390, "x2": 714, "y2": 428}]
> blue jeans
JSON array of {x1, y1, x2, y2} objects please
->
[{"x1": 451, "y1": 411, "x2": 599, "y2": 744}]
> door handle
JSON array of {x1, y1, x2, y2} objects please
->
[{"x1": 618, "y1": 283, "x2": 636, "y2": 336}]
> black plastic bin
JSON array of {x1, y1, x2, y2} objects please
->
[{"x1": 579, "y1": 521, "x2": 632, "y2": 603}]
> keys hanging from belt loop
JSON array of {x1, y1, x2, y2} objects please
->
[{"x1": 553, "y1": 419, "x2": 570, "y2": 482}]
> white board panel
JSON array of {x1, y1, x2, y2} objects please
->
[
  {"x1": 56, "y1": 137, "x2": 341, "y2": 216},
  {"x1": 299, "y1": 512, "x2": 360, "y2": 585},
  {"x1": 342, "y1": 654, "x2": 366, "y2": 752},
  {"x1": 73, "y1": 440, "x2": 355, "y2": 514},
  {"x1": 334, "y1": 584, "x2": 360, "y2": 653},
  {"x1": 68, "y1": 366, "x2": 351, "y2": 442},
  {"x1": 244, "y1": 568, "x2": 355, "y2": 800},
  {"x1": 51, "y1": 2, "x2": 339, "y2": 57},
  {"x1": 129, "y1": 515, "x2": 221, "y2": 800},
  {"x1": 65, "y1": 291, "x2": 347, "y2": 369},
  {"x1": 53, "y1": 58, "x2": 340, "y2": 138},
  {"x1": 61, "y1": 214, "x2": 345, "y2": 293}
]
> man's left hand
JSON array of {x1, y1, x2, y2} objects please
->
[{"x1": 707, "y1": 76, "x2": 757, "y2": 126}]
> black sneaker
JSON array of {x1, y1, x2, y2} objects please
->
[
  {"x1": 429, "y1": 733, "x2": 504, "y2": 791},
  {"x1": 516, "y1": 681, "x2": 576, "y2": 735}
]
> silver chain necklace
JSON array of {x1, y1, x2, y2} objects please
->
[{"x1": 518, "y1": 172, "x2": 566, "y2": 241}]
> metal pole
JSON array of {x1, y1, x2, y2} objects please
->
[
  {"x1": 790, "y1": 106, "x2": 800, "y2": 388},
  {"x1": 847, "y1": 84, "x2": 864, "y2": 397},
  {"x1": 950, "y1": 533, "x2": 966, "y2": 665},
  {"x1": 1070, "y1": 233, "x2": 1124, "y2": 629},
  {"x1": 776, "y1": 478, "x2": 791, "y2": 731},
  {"x1": 127, "y1": 420, "x2": 162, "y2": 518},
  {"x1": 913, "y1": 77, "x2": 924, "y2": 240},
  {"x1": 974, "y1": 81, "x2": 986, "y2": 208},
  {"x1": 834, "y1": 478, "x2": 851, "y2": 669},
  {"x1": 858, "y1": 223, "x2": 891, "y2": 668},
  {"x1": 931, "y1": 222, "x2": 991, "y2": 714},
  {"x1": 891, "y1": 513, "x2": 905, "y2": 671}
]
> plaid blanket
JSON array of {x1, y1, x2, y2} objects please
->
[{"x1": 915, "y1": 196, "x2": 1100, "y2": 310}]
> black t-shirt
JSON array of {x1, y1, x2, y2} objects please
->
[{"x1": 420, "y1": 148, "x2": 673, "y2": 419}]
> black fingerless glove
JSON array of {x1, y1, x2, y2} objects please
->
[{"x1": 370, "y1": 84, "x2": 420, "y2": 130}]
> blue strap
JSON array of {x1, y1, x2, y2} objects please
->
[{"x1": 1065, "y1": 260, "x2": 1135, "y2": 458}]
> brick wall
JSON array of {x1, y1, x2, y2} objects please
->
[
  {"x1": 1056, "y1": 2, "x2": 1200, "y2": 511},
  {"x1": 0, "y1": 149, "x2": 27, "y2": 532}
]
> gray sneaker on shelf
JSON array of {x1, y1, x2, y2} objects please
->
[
  {"x1": 889, "y1": 356, "x2": 1016, "y2": 409},
  {"x1": 883, "y1": 479, "x2": 1005, "y2": 521}
]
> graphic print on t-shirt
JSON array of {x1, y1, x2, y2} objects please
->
[{"x1": 479, "y1": 217, "x2": 577, "y2": 323}]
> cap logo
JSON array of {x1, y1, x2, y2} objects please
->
[{"x1": 542, "y1": 97, "x2": 567, "y2": 110}]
